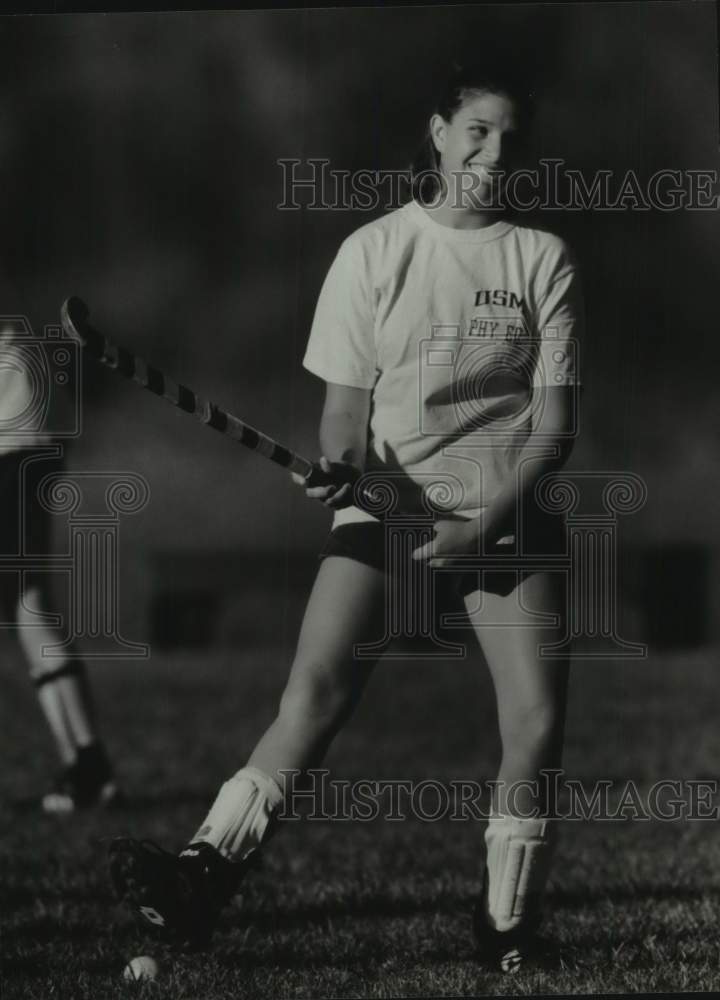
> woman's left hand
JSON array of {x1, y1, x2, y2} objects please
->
[{"x1": 411, "y1": 517, "x2": 484, "y2": 568}]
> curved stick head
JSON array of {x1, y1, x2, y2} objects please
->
[{"x1": 60, "y1": 297, "x2": 91, "y2": 344}]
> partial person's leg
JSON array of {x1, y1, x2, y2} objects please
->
[
  {"x1": 109, "y1": 553, "x2": 389, "y2": 945},
  {"x1": 467, "y1": 570, "x2": 569, "y2": 817},
  {"x1": 190, "y1": 554, "x2": 388, "y2": 860},
  {"x1": 19, "y1": 586, "x2": 96, "y2": 757},
  {"x1": 464, "y1": 568, "x2": 569, "y2": 968},
  {"x1": 18, "y1": 585, "x2": 118, "y2": 811},
  {"x1": 249, "y1": 554, "x2": 387, "y2": 778},
  {"x1": 12, "y1": 445, "x2": 118, "y2": 810}
]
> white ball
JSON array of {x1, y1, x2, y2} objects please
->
[{"x1": 123, "y1": 955, "x2": 159, "y2": 982}]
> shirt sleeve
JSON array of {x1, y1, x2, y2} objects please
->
[
  {"x1": 532, "y1": 254, "x2": 584, "y2": 389},
  {"x1": 302, "y1": 237, "x2": 377, "y2": 390}
]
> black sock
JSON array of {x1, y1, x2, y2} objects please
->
[{"x1": 75, "y1": 741, "x2": 113, "y2": 781}]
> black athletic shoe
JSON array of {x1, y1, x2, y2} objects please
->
[
  {"x1": 108, "y1": 838, "x2": 251, "y2": 949},
  {"x1": 474, "y1": 916, "x2": 534, "y2": 973},
  {"x1": 473, "y1": 871, "x2": 543, "y2": 973},
  {"x1": 42, "y1": 743, "x2": 119, "y2": 814}
]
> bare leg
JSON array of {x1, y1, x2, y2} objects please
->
[
  {"x1": 466, "y1": 570, "x2": 569, "y2": 956},
  {"x1": 18, "y1": 586, "x2": 97, "y2": 763},
  {"x1": 249, "y1": 554, "x2": 388, "y2": 783},
  {"x1": 464, "y1": 571, "x2": 569, "y2": 818},
  {"x1": 18, "y1": 585, "x2": 116, "y2": 810}
]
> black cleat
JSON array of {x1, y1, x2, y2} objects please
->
[
  {"x1": 108, "y1": 838, "x2": 251, "y2": 949},
  {"x1": 473, "y1": 871, "x2": 544, "y2": 973},
  {"x1": 474, "y1": 915, "x2": 534, "y2": 973},
  {"x1": 42, "y1": 743, "x2": 120, "y2": 814}
]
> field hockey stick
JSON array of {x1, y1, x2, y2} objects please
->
[{"x1": 60, "y1": 296, "x2": 378, "y2": 505}]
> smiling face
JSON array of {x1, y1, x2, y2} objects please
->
[{"x1": 430, "y1": 90, "x2": 523, "y2": 210}]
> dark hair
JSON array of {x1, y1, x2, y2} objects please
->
[{"x1": 410, "y1": 62, "x2": 536, "y2": 205}]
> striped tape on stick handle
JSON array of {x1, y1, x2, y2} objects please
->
[{"x1": 60, "y1": 297, "x2": 378, "y2": 505}]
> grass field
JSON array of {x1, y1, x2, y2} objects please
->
[{"x1": 2, "y1": 593, "x2": 720, "y2": 998}]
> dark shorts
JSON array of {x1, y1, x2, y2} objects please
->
[
  {"x1": 319, "y1": 508, "x2": 568, "y2": 598},
  {"x1": 0, "y1": 449, "x2": 60, "y2": 618}
]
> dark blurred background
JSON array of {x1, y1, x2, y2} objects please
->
[{"x1": 0, "y1": 4, "x2": 718, "y2": 650}]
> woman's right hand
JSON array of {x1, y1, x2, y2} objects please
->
[{"x1": 291, "y1": 456, "x2": 359, "y2": 509}]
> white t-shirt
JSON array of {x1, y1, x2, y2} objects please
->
[
  {"x1": 303, "y1": 200, "x2": 583, "y2": 526},
  {"x1": 0, "y1": 324, "x2": 53, "y2": 456}
]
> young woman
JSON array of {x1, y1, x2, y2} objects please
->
[
  {"x1": 110, "y1": 63, "x2": 583, "y2": 972},
  {"x1": 0, "y1": 322, "x2": 118, "y2": 812}
]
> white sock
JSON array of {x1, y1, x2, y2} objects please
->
[
  {"x1": 188, "y1": 766, "x2": 283, "y2": 862},
  {"x1": 483, "y1": 814, "x2": 557, "y2": 933}
]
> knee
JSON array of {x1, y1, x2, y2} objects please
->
[
  {"x1": 278, "y1": 658, "x2": 357, "y2": 732},
  {"x1": 15, "y1": 591, "x2": 38, "y2": 645},
  {"x1": 16, "y1": 586, "x2": 44, "y2": 626},
  {"x1": 501, "y1": 702, "x2": 564, "y2": 760}
]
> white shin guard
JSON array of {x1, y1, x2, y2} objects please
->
[
  {"x1": 190, "y1": 766, "x2": 284, "y2": 862},
  {"x1": 483, "y1": 815, "x2": 557, "y2": 933}
]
